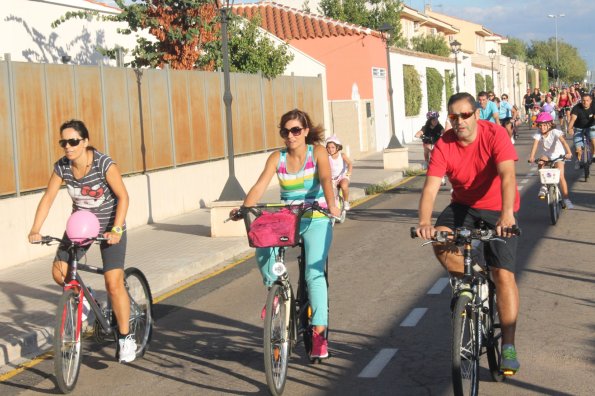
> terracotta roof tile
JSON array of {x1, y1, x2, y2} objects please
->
[{"x1": 232, "y1": 2, "x2": 379, "y2": 41}]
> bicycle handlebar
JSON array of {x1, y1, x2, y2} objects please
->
[
  {"x1": 33, "y1": 235, "x2": 109, "y2": 246},
  {"x1": 227, "y1": 201, "x2": 339, "y2": 222},
  {"x1": 410, "y1": 225, "x2": 521, "y2": 242},
  {"x1": 528, "y1": 155, "x2": 565, "y2": 165}
]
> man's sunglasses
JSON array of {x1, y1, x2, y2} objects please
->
[
  {"x1": 280, "y1": 126, "x2": 304, "y2": 138},
  {"x1": 447, "y1": 112, "x2": 475, "y2": 121},
  {"x1": 59, "y1": 138, "x2": 83, "y2": 148}
]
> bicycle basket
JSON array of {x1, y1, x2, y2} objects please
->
[
  {"x1": 539, "y1": 168, "x2": 560, "y2": 184},
  {"x1": 243, "y1": 206, "x2": 301, "y2": 248}
]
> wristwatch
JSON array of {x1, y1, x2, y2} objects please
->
[{"x1": 111, "y1": 226, "x2": 124, "y2": 235}]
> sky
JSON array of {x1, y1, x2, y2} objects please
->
[{"x1": 104, "y1": 0, "x2": 595, "y2": 80}]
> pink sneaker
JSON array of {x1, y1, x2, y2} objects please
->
[
  {"x1": 310, "y1": 332, "x2": 328, "y2": 358},
  {"x1": 260, "y1": 295, "x2": 279, "y2": 320}
]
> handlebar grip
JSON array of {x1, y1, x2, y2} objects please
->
[
  {"x1": 509, "y1": 225, "x2": 521, "y2": 236},
  {"x1": 410, "y1": 227, "x2": 418, "y2": 239}
]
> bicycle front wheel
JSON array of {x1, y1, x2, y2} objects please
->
[
  {"x1": 583, "y1": 146, "x2": 591, "y2": 181},
  {"x1": 485, "y1": 282, "x2": 505, "y2": 382},
  {"x1": 54, "y1": 289, "x2": 83, "y2": 394},
  {"x1": 547, "y1": 185, "x2": 559, "y2": 225},
  {"x1": 264, "y1": 284, "x2": 290, "y2": 396},
  {"x1": 452, "y1": 293, "x2": 480, "y2": 396},
  {"x1": 125, "y1": 268, "x2": 154, "y2": 358}
]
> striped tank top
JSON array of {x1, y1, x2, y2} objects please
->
[{"x1": 277, "y1": 145, "x2": 326, "y2": 217}]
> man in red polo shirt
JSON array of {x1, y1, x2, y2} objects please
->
[{"x1": 415, "y1": 92, "x2": 521, "y2": 375}]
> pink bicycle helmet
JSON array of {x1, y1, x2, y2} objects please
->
[
  {"x1": 325, "y1": 135, "x2": 342, "y2": 146},
  {"x1": 426, "y1": 111, "x2": 439, "y2": 119},
  {"x1": 535, "y1": 112, "x2": 553, "y2": 124}
]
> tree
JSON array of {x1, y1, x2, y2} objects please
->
[
  {"x1": 52, "y1": 0, "x2": 293, "y2": 77},
  {"x1": 475, "y1": 73, "x2": 485, "y2": 96},
  {"x1": 426, "y1": 67, "x2": 444, "y2": 111},
  {"x1": 411, "y1": 34, "x2": 450, "y2": 57},
  {"x1": 318, "y1": 0, "x2": 405, "y2": 46},
  {"x1": 501, "y1": 37, "x2": 527, "y2": 62},
  {"x1": 527, "y1": 39, "x2": 587, "y2": 85}
]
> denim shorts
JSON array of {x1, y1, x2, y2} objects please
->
[
  {"x1": 435, "y1": 203, "x2": 519, "y2": 272},
  {"x1": 573, "y1": 127, "x2": 595, "y2": 147}
]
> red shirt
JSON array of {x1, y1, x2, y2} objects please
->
[{"x1": 427, "y1": 120, "x2": 520, "y2": 212}]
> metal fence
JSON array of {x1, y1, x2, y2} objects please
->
[{"x1": 0, "y1": 61, "x2": 324, "y2": 196}]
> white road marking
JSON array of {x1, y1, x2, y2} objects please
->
[
  {"x1": 358, "y1": 348, "x2": 398, "y2": 378},
  {"x1": 518, "y1": 185, "x2": 525, "y2": 191},
  {"x1": 520, "y1": 179, "x2": 529, "y2": 184},
  {"x1": 427, "y1": 277, "x2": 450, "y2": 295},
  {"x1": 400, "y1": 308, "x2": 428, "y2": 327}
]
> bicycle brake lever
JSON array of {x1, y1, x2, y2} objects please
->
[{"x1": 421, "y1": 241, "x2": 435, "y2": 247}]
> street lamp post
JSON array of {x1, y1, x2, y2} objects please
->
[
  {"x1": 548, "y1": 13, "x2": 565, "y2": 88},
  {"x1": 378, "y1": 22, "x2": 403, "y2": 149},
  {"x1": 488, "y1": 49, "x2": 496, "y2": 90},
  {"x1": 450, "y1": 40, "x2": 461, "y2": 93},
  {"x1": 218, "y1": 2, "x2": 245, "y2": 201},
  {"x1": 511, "y1": 57, "x2": 517, "y2": 106}
]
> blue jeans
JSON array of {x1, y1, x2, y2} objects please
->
[
  {"x1": 255, "y1": 217, "x2": 333, "y2": 326},
  {"x1": 573, "y1": 127, "x2": 595, "y2": 148}
]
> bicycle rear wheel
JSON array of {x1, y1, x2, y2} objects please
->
[
  {"x1": 124, "y1": 267, "x2": 153, "y2": 358},
  {"x1": 452, "y1": 293, "x2": 479, "y2": 396},
  {"x1": 547, "y1": 185, "x2": 559, "y2": 225},
  {"x1": 583, "y1": 145, "x2": 591, "y2": 181},
  {"x1": 485, "y1": 282, "x2": 505, "y2": 382},
  {"x1": 264, "y1": 284, "x2": 290, "y2": 396},
  {"x1": 54, "y1": 289, "x2": 83, "y2": 394}
]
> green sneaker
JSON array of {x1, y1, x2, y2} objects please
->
[{"x1": 501, "y1": 344, "x2": 520, "y2": 375}]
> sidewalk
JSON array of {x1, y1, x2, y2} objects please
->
[{"x1": 0, "y1": 144, "x2": 424, "y2": 371}]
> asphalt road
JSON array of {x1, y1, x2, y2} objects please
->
[{"x1": 2, "y1": 129, "x2": 594, "y2": 395}]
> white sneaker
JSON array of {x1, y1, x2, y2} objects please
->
[
  {"x1": 563, "y1": 199, "x2": 574, "y2": 209},
  {"x1": 118, "y1": 334, "x2": 137, "y2": 363},
  {"x1": 344, "y1": 202, "x2": 350, "y2": 211},
  {"x1": 538, "y1": 185, "x2": 547, "y2": 199}
]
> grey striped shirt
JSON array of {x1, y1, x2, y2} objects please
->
[{"x1": 54, "y1": 150, "x2": 118, "y2": 232}]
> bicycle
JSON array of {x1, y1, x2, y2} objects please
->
[
  {"x1": 575, "y1": 127, "x2": 593, "y2": 181},
  {"x1": 410, "y1": 224, "x2": 521, "y2": 396},
  {"x1": 34, "y1": 235, "x2": 154, "y2": 394},
  {"x1": 235, "y1": 202, "x2": 335, "y2": 396},
  {"x1": 331, "y1": 177, "x2": 347, "y2": 223},
  {"x1": 533, "y1": 156, "x2": 566, "y2": 225}
]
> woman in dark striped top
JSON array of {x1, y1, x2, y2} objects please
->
[{"x1": 28, "y1": 119, "x2": 137, "y2": 363}]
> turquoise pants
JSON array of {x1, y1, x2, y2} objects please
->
[{"x1": 255, "y1": 217, "x2": 333, "y2": 326}]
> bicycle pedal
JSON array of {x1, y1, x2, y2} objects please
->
[{"x1": 502, "y1": 369, "x2": 516, "y2": 376}]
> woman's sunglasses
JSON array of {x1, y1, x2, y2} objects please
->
[
  {"x1": 59, "y1": 138, "x2": 83, "y2": 148},
  {"x1": 280, "y1": 126, "x2": 304, "y2": 138},
  {"x1": 447, "y1": 112, "x2": 475, "y2": 121}
]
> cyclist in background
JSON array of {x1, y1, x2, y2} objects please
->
[
  {"x1": 523, "y1": 88, "x2": 534, "y2": 124},
  {"x1": 567, "y1": 93, "x2": 595, "y2": 169},
  {"x1": 231, "y1": 109, "x2": 340, "y2": 359},
  {"x1": 27, "y1": 119, "x2": 137, "y2": 363},
  {"x1": 528, "y1": 112, "x2": 573, "y2": 208},
  {"x1": 531, "y1": 87, "x2": 543, "y2": 107},
  {"x1": 326, "y1": 135, "x2": 353, "y2": 210},
  {"x1": 415, "y1": 110, "x2": 445, "y2": 169},
  {"x1": 415, "y1": 92, "x2": 521, "y2": 375},
  {"x1": 477, "y1": 91, "x2": 500, "y2": 124},
  {"x1": 556, "y1": 87, "x2": 573, "y2": 131}
]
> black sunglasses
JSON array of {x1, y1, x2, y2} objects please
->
[
  {"x1": 280, "y1": 126, "x2": 304, "y2": 138},
  {"x1": 59, "y1": 138, "x2": 83, "y2": 148},
  {"x1": 447, "y1": 112, "x2": 475, "y2": 121}
]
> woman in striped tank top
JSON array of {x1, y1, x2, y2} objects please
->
[
  {"x1": 28, "y1": 119, "x2": 137, "y2": 363},
  {"x1": 237, "y1": 109, "x2": 340, "y2": 358}
]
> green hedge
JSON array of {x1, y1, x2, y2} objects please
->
[
  {"x1": 445, "y1": 70, "x2": 454, "y2": 100},
  {"x1": 539, "y1": 69, "x2": 549, "y2": 90},
  {"x1": 485, "y1": 75, "x2": 494, "y2": 92},
  {"x1": 475, "y1": 73, "x2": 485, "y2": 96},
  {"x1": 404, "y1": 65, "x2": 422, "y2": 117},
  {"x1": 528, "y1": 70, "x2": 535, "y2": 89},
  {"x1": 426, "y1": 67, "x2": 444, "y2": 111}
]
